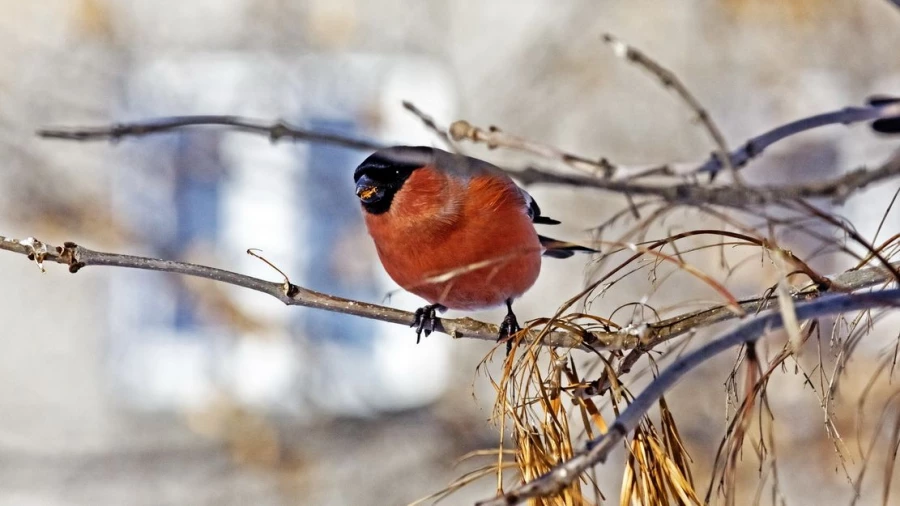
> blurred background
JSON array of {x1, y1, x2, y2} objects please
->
[{"x1": 1, "y1": 1, "x2": 899, "y2": 505}]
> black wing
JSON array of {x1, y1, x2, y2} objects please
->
[
  {"x1": 539, "y1": 235, "x2": 598, "y2": 258},
  {"x1": 516, "y1": 182, "x2": 598, "y2": 257},
  {"x1": 870, "y1": 95, "x2": 900, "y2": 134},
  {"x1": 520, "y1": 188, "x2": 561, "y2": 225}
]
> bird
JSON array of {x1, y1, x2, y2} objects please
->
[{"x1": 353, "y1": 146, "x2": 596, "y2": 345}]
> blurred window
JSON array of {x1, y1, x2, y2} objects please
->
[{"x1": 107, "y1": 55, "x2": 457, "y2": 415}]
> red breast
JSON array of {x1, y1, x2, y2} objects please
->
[{"x1": 363, "y1": 165, "x2": 542, "y2": 311}]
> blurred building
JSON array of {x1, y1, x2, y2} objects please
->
[{"x1": 108, "y1": 53, "x2": 457, "y2": 416}]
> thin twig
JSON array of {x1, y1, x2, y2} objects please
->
[
  {"x1": 791, "y1": 200, "x2": 900, "y2": 283},
  {"x1": 448, "y1": 120, "x2": 616, "y2": 176},
  {"x1": 601, "y1": 33, "x2": 739, "y2": 183},
  {"x1": 401, "y1": 101, "x2": 456, "y2": 150},
  {"x1": 477, "y1": 289, "x2": 900, "y2": 506},
  {"x1": 37, "y1": 115, "x2": 385, "y2": 151}
]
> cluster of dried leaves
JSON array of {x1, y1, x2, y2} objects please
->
[{"x1": 427, "y1": 200, "x2": 898, "y2": 506}]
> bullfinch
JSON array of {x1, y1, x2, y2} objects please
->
[{"x1": 354, "y1": 146, "x2": 595, "y2": 344}]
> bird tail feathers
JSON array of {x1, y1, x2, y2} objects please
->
[
  {"x1": 538, "y1": 235, "x2": 599, "y2": 259},
  {"x1": 870, "y1": 95, "x2": 900, "y2": 134}
]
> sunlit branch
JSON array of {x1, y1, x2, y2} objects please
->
[{"x1": 2, "y1": 234, "x2": 896, "y2": 357}]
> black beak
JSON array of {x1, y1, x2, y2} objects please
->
[{"x1": 355, "y1": 175, "x2": 385, "y2": 204}]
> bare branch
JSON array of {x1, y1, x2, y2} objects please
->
[
  {"x1": 37, "y1": 115, "x2": 385, "y2": 151},
  {"x1": 36, "y1": 101, "x2": 900, "y2": 187},
  {"x1": 0, "y1": 234, "x2": 598, "y2": 349},
  {"x1": 401, "y1": 101, "x2": 456, "y2": 150},
  {"x1": 447, "y1": 101, "x2": 898, "y2": 182},
  {"x1": 478, "y1": 289, "x2": 900, "y2": 506},
  {"x1": 3, "y1": 234, "x2": 897, "y2": 356},
  {"x1": 515, "y1": 150, "x2": 900, "y2": 208},
  {"x1": 448, "y1": 119, "x2": 616, "y2": 176},
  {"x1": 693, "y1": 101, "x2": 900, "y2": 175}
]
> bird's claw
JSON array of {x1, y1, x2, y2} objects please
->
[
  {"x1": 412, "y1": 304, "x2": 442, "y2": 344},
  {"x1": 498, "y1": 312, "x2": 521, "y2": 355}
]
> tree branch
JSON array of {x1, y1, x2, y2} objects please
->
[
  {"x1": 515, "y1": 149, "x2": 900, "y2": 207},
  {"x1": 477, "y1": 288, "x2": 900, "y2": 506},
  {"x1": 402, "y1": 101, "x2": 456, "y2": 150},
  {"x1": 37, "y1": 115, "x2": 385, "y2": 151},
  {"x1": 36, "y1": 100, "x2": 900, "y2": 189},
  {"x1": 448, "y1": 119, "x2": 616, "y2": 176},
  {"x1": 693, "y1": 101, "x2": 900, "y2": 175},
  {"x1": 2, "y1": 234, "x2": 897, "y2": 354},
  {"x1": 0, "y1": 235, "x2": 597, "y2": 349}
]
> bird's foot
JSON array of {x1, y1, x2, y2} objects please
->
[
  {"x1": 498, "y1": 307, "x2": 521, "y2": 355},
  {"x1": 412, "y1": 304, "x2": 444, "y2": 344}
]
